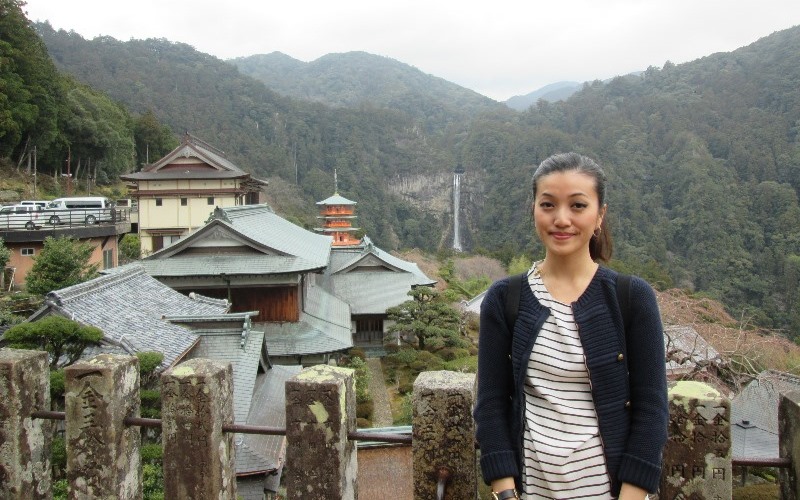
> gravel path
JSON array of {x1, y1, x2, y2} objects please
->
[{"x1": 366, "y1": 358, "x2": 393, "y2": 427}]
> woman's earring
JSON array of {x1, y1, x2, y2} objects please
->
[{"x1": 593, "y1": 227, "x2": 602, "y2": 237}]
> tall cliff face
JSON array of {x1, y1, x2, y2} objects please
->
[{"x1": 387, "y1": 171, "x2": 485, "y2": 251}]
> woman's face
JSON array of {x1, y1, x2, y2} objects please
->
[{"x1": 532, "y1": 170, "x2": 606, "y2": 260}]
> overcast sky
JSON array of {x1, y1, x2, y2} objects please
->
[{"x1": 23, "y1": 0, "x2": 800, "y2": 101}]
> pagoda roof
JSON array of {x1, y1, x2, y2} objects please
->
[{"x1": 316, "y1": 193, "x2": 357, "y2": 206}]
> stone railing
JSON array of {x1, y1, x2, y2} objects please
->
[{"x1": 2, "y1": 347, "x2": 800, "y2": 499}]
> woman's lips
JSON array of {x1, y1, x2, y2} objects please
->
[{"x1": 550, "y1": 232, "x2": 574, "y2": 240}]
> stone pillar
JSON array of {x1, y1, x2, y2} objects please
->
[
  {"x1": 780, "y1": 390, "x2": 800, "y2": 499},
  {"x1": 285, "y1": 365, "x2": 357, "y2": 500},
  {"x1": 660, "y1": 381, "x2": 731, "y2": 499},
  {"x1": 0, "y1": 348, "x2": 51, "y2": 499},
  {"x1": 412, "y1": 370, "x2": 477, "y2": 500},
  {"x1": 65, "y1": 353, "x2": 141, "y2": 498},
  {"x1": 161, "y1": 358, "x2": 236, "y2": 499}
]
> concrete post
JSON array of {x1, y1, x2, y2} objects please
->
[
  {"x1": 65, "y1": 353, "x2": 141, "y2": 499},
  {"x1": 161, "y1": 358, "x2": 236, "y2": 499},
  {"x1": 0, "y1": 348, "x2": 51, "y2": 499},
  {"x1": 660, "y1": 381, "x2": 731, "y2": 499},
  {"x1": 780, "y1": 390, "x2": 800, "y2": 500},
  {"x1": 285, "y1": 365, "x2": 357, "y2": 500},
  {"x1": 412, "y1": 370, "x2": 477, "y2": 500}
]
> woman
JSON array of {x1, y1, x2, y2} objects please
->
[{"x1": 474, "y1": 153, "x2": 668, "y2": 500}]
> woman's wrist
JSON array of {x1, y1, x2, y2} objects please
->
[
  {"x1": 490, "y1": 477, "x2": 519, "y2": 499},
  {"x1": 491, "y1": 488, "x2": 520, "y2": 499}
]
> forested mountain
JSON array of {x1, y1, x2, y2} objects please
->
[
  {"x1": 505, "y1": 81, "x2": 582, "y2": 110},
  {"x1": 231, "y1": 51, "x2": 504, "y2": 129},
  {"x1": 5, "y1": 3, "x2": 800, "y2": 336}
]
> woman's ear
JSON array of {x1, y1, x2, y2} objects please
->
[{"x1": 598, "y1": 203, "x2": 608, "y2": 226}]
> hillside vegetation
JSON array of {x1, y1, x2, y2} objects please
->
[{"x1": 3, "y1": 0, "x2": 800, "y2": 337}]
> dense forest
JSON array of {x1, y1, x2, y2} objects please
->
[{"x1": 3, "y1": 0, "x2": 800, "y2": 337}]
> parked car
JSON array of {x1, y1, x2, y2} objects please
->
[
  {"x1": 19, "y1": 200, "x2": 49, "y2": 209},
  {"x1": 44, "y1": 197, "x2": 115, "y2": 225},
  {"x1": 0, "y1": 204, "x2": 43, "y2": 230}
]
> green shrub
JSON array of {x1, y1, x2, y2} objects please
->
[
  {"x1": 141, "y1": 443, "x2": 163, "y2": 465},
  {"x1": 141, "y1": 389, "x2": 161, "y2": 418},
  {"x1": 51, "y1": 436, "x2": 66, "y2": 478},
  {"x1": 356, "y1": 417, "x2": 372, "y2": 428},
  {"x1": 53, "y1": 479, "x2": 68, "y2": 500},
  {"x1": 444, "y1": 356, "x2": 478, "y2": 373},
  {"x1": 398, "y1": 382, "x2": 414, "y2": 395},
  {"x1": 137, "y1": 352, "x2": 164, "y2": 376},
  {"x1": 348, "y1": 347, "x2": 366, "y2": 360},
  {"x1": 143, "y1": 462, "x2": 165, "y2": 499},
  {"x1": 391, "y1": 348, "x2": 419, "y2": 365},
  {"x1": 50, "y1": 369, "x2": 65, "y2": 400},
  {"x1": 394, "y1": 394, "x2": 413, "y2": 425}
]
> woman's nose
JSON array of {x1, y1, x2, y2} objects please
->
[{"x1": 554, "y1": 209, "x2": 570, "y2": 227}]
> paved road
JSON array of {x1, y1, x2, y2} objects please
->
[{"x1": 366, "y1": 358, "x2": 393, "y2": 427}]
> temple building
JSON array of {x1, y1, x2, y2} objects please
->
[
  {"x1": 314, "y1": 192, "x2": 361, "y2": 247},
  {"x1": 120, "y1": 134, "x2": 268, "y2": 255}
]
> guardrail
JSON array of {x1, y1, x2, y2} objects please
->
[{"x1": 0, "y1": 208, "x2": 130, "y2": 231}]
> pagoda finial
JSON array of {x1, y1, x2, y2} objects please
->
[{"x1": 334, "y1": 169, "x2": 338, "y2": 195}]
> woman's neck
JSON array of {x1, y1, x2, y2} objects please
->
[{"x1": 539, "y1": 253, "x2": 597, "y2": 280}]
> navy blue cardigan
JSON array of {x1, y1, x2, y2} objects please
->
[{"x1": 473, "y1": 267, "x2": 668, "y2": 496}]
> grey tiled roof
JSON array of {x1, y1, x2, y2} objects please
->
[
  {"x1": 236, "y1": 365, "x2": 302, "y2": 475},
  {"x1": 139, "y1": 254, "x2": 323, "y2": 277},
  {"x1": 260, "y1": 311, "x2": 352, "y2": 356},
  {"x1": 306, "y1": 277, "x2": 351, "y2": 328},
  {"x1": 329, "y1": 237, "x2": 435, "y2": 285},
  {"x1": 122, "y1": 136, "x2": 245, "y2": 180},
  {"x1": 31, "y1": 266, "x2": 229, "y2": 368},
  {"x1": 222, "y1": 205, "x2": 332, "y2": 269},
  {"x1": 327, "y1": 272, "x2": 421, "y2": 315},
  {"x1": 731, "y1": 370, "x2": 800, "y2": 459},
  {"x1": 120, "y1": 170, "x2": 247, "y2": 181},
  {"x1": 186, "y1": 327, "x2": 264, "y2": 424}
]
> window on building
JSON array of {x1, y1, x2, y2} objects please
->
[
  {"x1": 165, "y1": 235, "x2": 181, "y2": 247},
  {"x1": 102, "y1": 249, "x2": 114, "y2": 270},
  {"x1": 207, "y1": 197, "x2": 214, "y2": 205},
  {"x1": 180, "y1": 198, "x2": 188, "y2": 206},
  {"x1": 155, "y1": 198, "x2": 163, "y2": 207},
  {"x1": 21, "y1": 248, "x2": 34, "y2": 257},
  {"x1": 152, "y1": 236, "x2": 164, "y2": 252}
]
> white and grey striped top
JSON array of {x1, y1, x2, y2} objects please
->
[{"x1": 521, "y1": 270, "x2": 612, "y2": 499}]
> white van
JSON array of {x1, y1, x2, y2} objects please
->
[
  {"x1": 44, "y1": 197, "x2": 115, "y2": 225},
  {"x1": 0, "y1": 204, "x2": 43, "y2": 230},
  {"x1": 20, "y1": 200, "x2": 49, "y2": 208}
]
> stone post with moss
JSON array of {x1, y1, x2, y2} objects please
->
[
  {"x1": 0, "y1": 348, "x2": 51, "y2": 499},
  {"x1": 412, "y1": 370, "x2": 477, "y2": 500},
  {"x1": 660, "y1": 381, "x2": 731, "y2": 499},
  {"x1": 161, "y1": 358, "x2": 236, "y2": 499},
  {"x1": 780, "y1": 390, "x2": 800, "y2": 499},
  {"x1": 285, "y1": 365, "x2": 358, "y2": 499},
  {"x1": 65, "y1": 353, "x2": 141, "y2": 498}
]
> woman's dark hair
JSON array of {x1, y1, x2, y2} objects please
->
[{"x1": 531, "y1": 152, "x2": 613, "y2": 262}]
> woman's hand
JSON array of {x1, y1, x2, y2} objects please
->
[{"x1": 618, "y1": 482, "x2": 648, "y2": 500}]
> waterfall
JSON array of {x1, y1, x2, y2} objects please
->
[{"x1": 453, "y1": 172, "x2": 462, "y2": 251}]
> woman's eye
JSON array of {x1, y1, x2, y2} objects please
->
[
  {"x1": 572, "y1": 203, "x2": 588, "y2": 209},
  {"x1": 539, "y1": 202, "x2": 554, "y2": 208}
]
